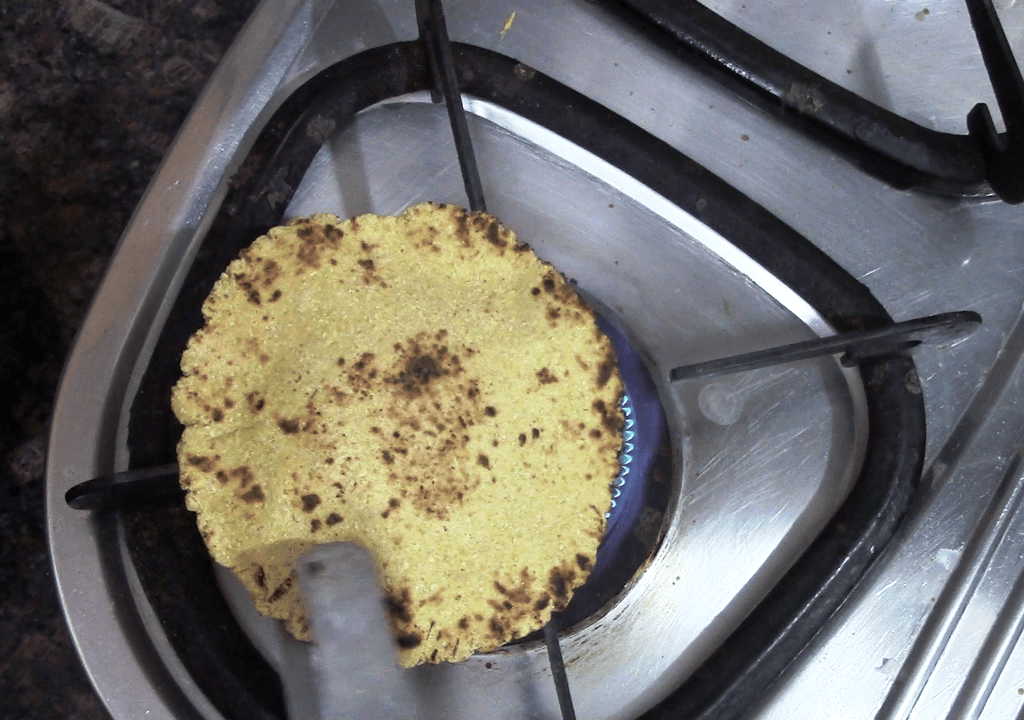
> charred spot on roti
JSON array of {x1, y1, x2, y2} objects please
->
[
  {"x1": 386, "y1": 588, "x2": 414, "y2": 624},
  {"x1": 300, "y1": 494, "x2": 321, "y2": 512},
  {"x1": 240, "y1": 484, "x2": 265, "y2": 504},
  {"x1": 597, "y1": 355, "x2": 615, "y2": 388},
  {"x1": 549, "y1": 565, "x2": 576, "y2": 604},
  {"x1": 267, "y1": 574, "x2": 293, "y2": 603},
  {"x1": 325, "y1": 512, "x2": 343, "y2": 526},
  {"x1": 230, "y1": 466, "x2": 255, "y2": 488},
  {"x1": 277, "y1": 417, "x2": 301, "y2": 434},
  {"x1": 397, "y1": 633, "x2": 423, "y2": 649},
  {"x1": 185, "y1": 454, "x2": 216, "y2": 472},
  {"x1": 593, "y1": 398, "x2": 624, "y2": 433},
  {"x1": 537, "y1": 368, "x2": 558, "y2": 385},
  {"x1": 246, "y1": 391, "x2": 265, "y2": 413}
]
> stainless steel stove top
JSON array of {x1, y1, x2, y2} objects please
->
[{"x1": 46, "y1": 1, "x2": 1024, "y2": 719}]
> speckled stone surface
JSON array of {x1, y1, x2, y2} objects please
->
[{"x1": 0, "y1": 1, "x2": 258, "y2": 717}]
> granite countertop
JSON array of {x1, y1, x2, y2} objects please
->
[{"x1": 1, "y1": 1, "x2": 258, "y2": 716}]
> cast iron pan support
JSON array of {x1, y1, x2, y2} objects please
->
[
  {"x1": 416, "y1": 0, "x2": 578, "y2": 716},
  {"x1": 966, "y1": 0, "x2": 1024, "y2": 204},
  {"x1": 596, "y1": 0, "x2": 1024, "y2": 203}
]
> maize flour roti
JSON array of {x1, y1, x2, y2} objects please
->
[{"x1": 172, "y1": 202, "x2": 623, "y2": 666}]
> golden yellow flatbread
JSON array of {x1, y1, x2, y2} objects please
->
[{"x1": 172, "y1": 202, "x2": 623, "y2": 666}]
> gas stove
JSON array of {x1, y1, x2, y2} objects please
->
[{"x1": 46, "y1": 1, "x2": 1024, "y2": 719}]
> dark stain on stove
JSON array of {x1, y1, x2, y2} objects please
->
[
  {"x1": 513, "y1": 62, "x2": 536, "y2": 81},
  {"x1": 267, "y1": 574, "x2": 293, "y2": 603},
  {"x1": 300, "y1": 493, "x2": 321, "y2": 512},
  {"x1": 240, "y1": 484, "x2": 265, "y2": 504},
  {"x1": 783, "y1": 81, "x2": 826, "y2": 115},
  {"x1": 906, "y1": 369, "x2": 922, "y2": 395},
  {"x1": 305, "y1": 114, "x2": 337, "y2": 143}
]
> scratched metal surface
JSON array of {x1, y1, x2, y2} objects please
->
[
  {"x1": 697, "y1": 0, "x2": 1024, "y2": 134},
  {"x1": 45, "y1": 0, "x2": 1024, "y2": 718}
]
